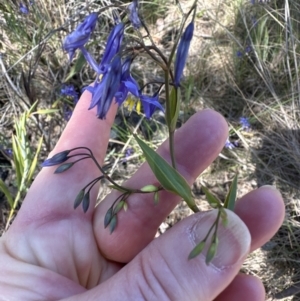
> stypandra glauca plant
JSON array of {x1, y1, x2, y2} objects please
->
[{"x1": 41, "y1": 1, "x2": 238, "y2": 263}]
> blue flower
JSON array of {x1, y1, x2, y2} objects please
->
[
  {"x1": 115, "y1": 57, "x2": 140, "y2": 105},
  {"x1": 140, "y1": 93, "x2": 164, "y2": 119},
  {"x1": 239, "y1": 117, "x2": 251, "y2": 131},
  {"x1": 60, "y1": 84, "x2": 79, "y2": 103},
  {"x1": 224, "y1": 138, "x2": 235, "y2": 149},
  {"x1": 128, "y1": 0, "x2": 141, "y2": 29},
  {"x1": 99, "y1": 23, "x2": 124, "y2": 73},
  {"x1": 20, "y1": 3, "x2": 29, "y2": 14},
  {"x1": 174, "y1": 22, "x2": 194, "y2": 87},
  {"x1": 63, "y1": 13, "x2": 98, "y2": 61},
  {"x1": 236, "y1": 50, "x2": 243, "y2": 58},
  {"x1": 86, "y1": 56, "x2": 122, "y2": 119},
  {"x1": 79, "y1": 23, "x2": 124, "y2": 74}
]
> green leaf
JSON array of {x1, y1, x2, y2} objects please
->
[
  {"x1": 0, "y1": 179, "x2": 14, "y2": 208},
  {"x1": 169, "y1": 87, "x2": 181, "y2": 131},
  {"x1": 27, "y1": 136, "x2": 43, "y2": 185},
  {"x1": 202, "y1": 186, "x2": 221, "y2": 208},
  {"x1": 134, "y1": 135, "x2": 198, "y2": 212},
  {"x1": 220, "y1": 208, "x2": 228, "y2": 227},
  {"x1": 224, "y1": 174, "x2": 238, "y2": 211},
  {"x1": 65, "y1": 52, "x2": 86, "y2": 81},
  {"x1": 188, "y1": 241, "x2": 206, "y2": 259}
]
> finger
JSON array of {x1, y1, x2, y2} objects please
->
[
  {"x1": 234, "y1": 185, "x2": 285, "y2": 252},
  {"x1": 214, "y1": 274, "x2": 265, "y2": 301},
  {"x1": 62, "y1": 210, "x2": 251, "y2": 301},
  {"x1": 13, "y1": 91, "x2": 118, "y2": 223},
  {"x1": 94, "y1": 109, "x2": 228, "y2": 262}
]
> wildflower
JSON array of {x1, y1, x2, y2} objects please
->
[
  {"x1": 139, "y1": 92, "x2": 164, "y2": 119},
  {"x1": 245, "y1": 45, "x2": 252, "y2": 54},
  {"x1": 239, "y1": 117, "x2": 251, "y2": 131},
  {"x1": 63, "y1": 13, "x2": 98, "y2": 61},
  {"x1": 128, "y1": 0, "x2": 142, "y2": 29},
  {"x1": 224, "y1": 138, "x2": 235, "y2": 149},
  {"x1": 41, "y1": 150, "x2": 71, "y2": 167},
  {"x1": 236, "y1": 50, "x2": 243, "y2": 58},
  {"x1": 4, "y1": 149, "x2": 13, "y2": 157},
  {"x1": 60, "y1": 84, "x2": 79, "y2": 103},
  {"x1": 98, "y1": 23, "x2": 124, "y2": 73},
  {"x1": 86, "y1": 56, "x2": 122, "y2": 119},
  {"x1": 115, "y1": 57, "x2": 140, "y2": 105},
  {"x1": 174, "y1": 22, "x2": 194, "y2": 87},
  {"x1": 20, "y1": 3, "x2": 29, "y2": 14}
]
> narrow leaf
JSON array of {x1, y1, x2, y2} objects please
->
[
  {"x1": 224, "y1": 174, "x2": 238, "y2": 211},
  {"x1": 134, "y1": 135, "x2": 198, "y2": 212},
  {"x1": 202, "y1": 186, "x2": 221, "y2": 208},
  {"x1": 0, "y1": 179, "x2": 14, "y2": 208},
  {"x1": 188, "y1": 241, "x2": 206, "y2": 260},
  {"x1": 220, "y1": 208, "x2": 228, "y2": 227},
  {"x1": 169, "y1": 87, "x2": 181, "y2": 131},
  {"x1": 27, "y1": 136, "x2": 43, "y2": 185}
]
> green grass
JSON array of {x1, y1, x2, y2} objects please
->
[{"x1": 1, "y1": 0, "x2": 300, "y2": 299}]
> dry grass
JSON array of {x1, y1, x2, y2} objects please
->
[{"x1": 1, "y1": 0, "x2": 300, "y2": 299}]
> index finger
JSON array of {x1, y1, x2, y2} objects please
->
[{"x1": 11, "y1": 91, "x2": 118, "y2": 225}]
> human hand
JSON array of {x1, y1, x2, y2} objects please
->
[{"x1": 0, "y1": 91, "x2": 284, "y2": 300}]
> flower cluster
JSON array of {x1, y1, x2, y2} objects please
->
[{"x1": 62, "y1": 3, "x2": 186, "y2": 120}]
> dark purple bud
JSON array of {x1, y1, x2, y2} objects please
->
[
  {"x1": 128, "y1": 0, "x2": 141, "y2": 29},
  {"x1": 82, "y1": 191, "x2": 90, "y2": 213},
  {"x1": 54, "y1": 162, "x2": 74, "y2": 174},
  {"x1": 74, "y1": 190, "x2": 84, "y2": 209},
  {"x1": 104, "y1": 207, "x2": 113, "y2": 228},
  {"x1": 41, "y1": 150, "x2": 71, "y2": 167},
  {"x1": 174, "y1": 22, "x2": 194, "y2": 87},
  {"x1": 63, "y1": 13, "x2": 98, "y2": 61},
  {"x1": 109, "y1": 215, "x2": 117, "y2": 234},
  {"x1": 60, "y1": 84, "x2": 79, "y2": 103}
]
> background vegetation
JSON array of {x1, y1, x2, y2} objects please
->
[{"x1": 1, "y1": 0, "x2": 300, "y2": 299}]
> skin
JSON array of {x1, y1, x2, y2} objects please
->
[{"x1": 0, "y1": 91, "x2": 285, "y2": 300}]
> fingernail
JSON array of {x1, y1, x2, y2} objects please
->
[{"x1": 190, "y1": 209, "x2": 251, "y2": 269}]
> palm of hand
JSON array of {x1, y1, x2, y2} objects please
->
[{"x1": 0, "y1": 94, "x2": 284, "y2": 301}]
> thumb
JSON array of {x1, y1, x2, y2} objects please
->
[{"x1": 64, "y1": 210, "x2": 251, "y2": 301}]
